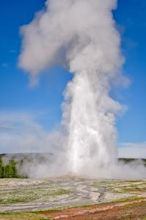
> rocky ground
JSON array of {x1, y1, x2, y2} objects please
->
[{"x1": 0, "y1": 177, "x2": 146, "y2": 219}]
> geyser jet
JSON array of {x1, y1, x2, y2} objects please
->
[{"x1": 19, "y1": 0, "x2": 124, "y2": 176}]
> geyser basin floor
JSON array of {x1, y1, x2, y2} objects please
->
[{"x1": 0, "y1": 177, "x2": 146, "y2": 218}]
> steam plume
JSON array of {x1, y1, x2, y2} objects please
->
[{"x1": 19, "y1": 0, "x2": 146, "y2": 178}]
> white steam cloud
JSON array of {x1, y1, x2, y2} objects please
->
[{"x1": 19, "y1": 0, "x2": 146, "y2": 178}]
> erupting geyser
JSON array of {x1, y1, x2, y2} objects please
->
[
  {"x1": 19, "y1": 0, "x2": 131, "y2": 177},
  {"x1": 66, "y1": 70, "x2": 121, "y2": 175}
]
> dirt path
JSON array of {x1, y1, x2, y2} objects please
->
[{"x1": 43, "y1": 199, "x2": 146, "y2": 219}]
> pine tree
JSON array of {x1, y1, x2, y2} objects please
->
[
  {"x1": 0, "y1": 158, "x2": 4, "y2": 178},
  {"x1": 9, "y1": 160, "x2": 17, "y2": 178},
  {"x1": 4, "y1": 164, "x2": 11, "y2": 178}
]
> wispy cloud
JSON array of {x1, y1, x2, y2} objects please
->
[
  {"x1": 0, "y1": 111, "x2": 145, "y2": 159},
  {"x1": 0, "y1": 111, "x2": 64, "y2": 154},
  {"x1": 118, "y1": 142, "x2": 146, "y2": 159}
]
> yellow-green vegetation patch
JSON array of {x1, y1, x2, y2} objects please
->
[
  {"x1": 0, "y1": 188, "x2": 71, "y2": 205},
  {"x1": 0, "y1": 212, "x2": 50, "y2": 220},
  {"x1": 112, "y1": 196, "x2": 145, "y2": 203},
  {"x1": 112, "y1": 181, "x2": 146, "y2": 194},
  {"x1": 94, "y1": 180, "x2": 146, "y2": 194}
]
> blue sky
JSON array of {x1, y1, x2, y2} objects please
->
[{"x1": 0, "y1": 0, "x2": 146, "y2": 156}]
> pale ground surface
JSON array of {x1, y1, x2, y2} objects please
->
[{"x1": 0, "y1": 177, "x2": 146, "y2": 213}]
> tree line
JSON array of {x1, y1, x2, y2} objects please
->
[{"x1": 0, "y1": 158, "x2": 18, "y2": 178}]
